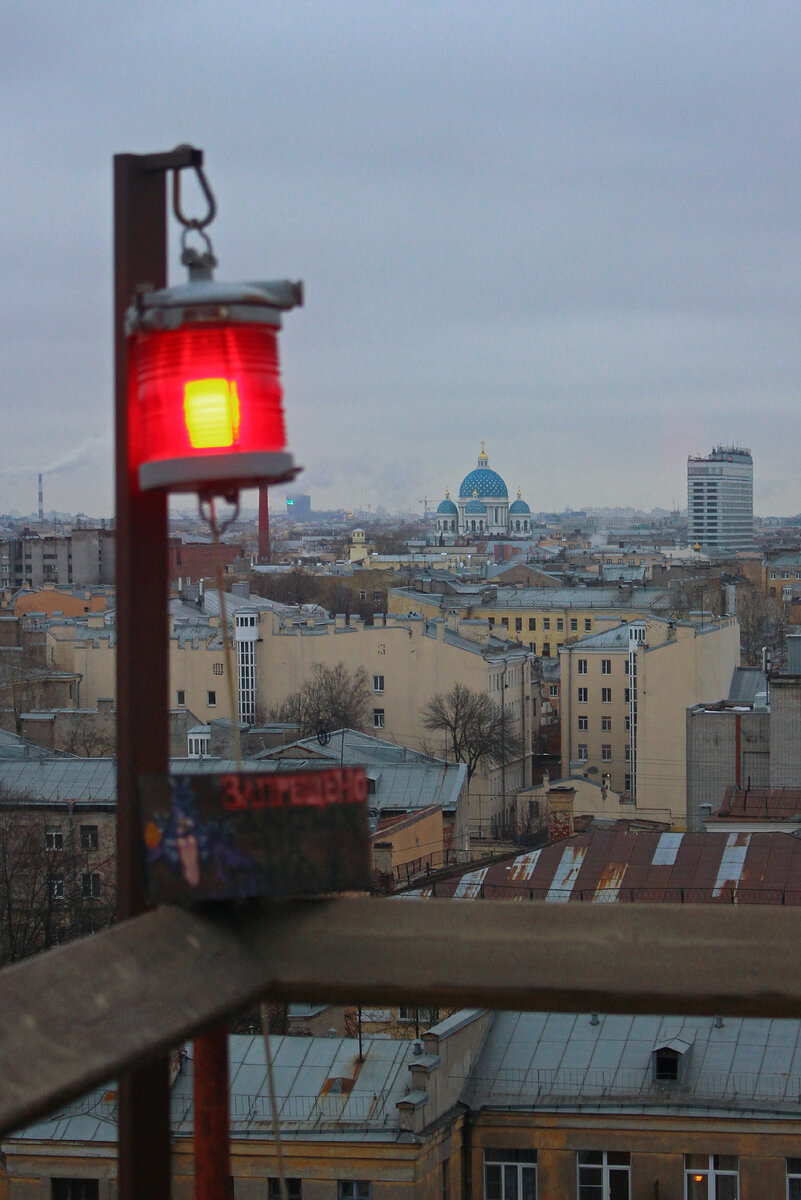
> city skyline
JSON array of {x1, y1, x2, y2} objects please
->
[{"x1": 5, "y1": 4, "x2": 801, "y2": 516}]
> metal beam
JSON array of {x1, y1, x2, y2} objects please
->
[{"x1": 1, "y1": 897, "x2": 801, "y2": 1137}]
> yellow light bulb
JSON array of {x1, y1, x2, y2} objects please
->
[{"x1": 183, "y1": 379, "x2": 241, "y2": 449}]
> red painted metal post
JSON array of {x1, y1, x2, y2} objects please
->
[
  {"x1": 114, "y1": 147, "x2": 202, "y2": 1200},
  {"x1": 194, "y1": 1027, "x2": 231, "y2": 1199}
]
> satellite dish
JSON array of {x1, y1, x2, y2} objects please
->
[{"x1": 317, "y1": 728, "x2": 331, "y2": 745}]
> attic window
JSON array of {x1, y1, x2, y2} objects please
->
[
  {"x1": 323, "y1": 1076, "x2": 354, "y2": 1097},
  {"x1": 654, "y1": 1046, "x2": 680, "y2": 1081}
]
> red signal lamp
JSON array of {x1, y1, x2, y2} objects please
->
[{"x1": 126, "y1": 255, "x2": 303, "y2": 494}]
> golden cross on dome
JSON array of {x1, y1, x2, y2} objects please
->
[{"x1": 473, "y1": 488, "x2": 478, "y2": 498}]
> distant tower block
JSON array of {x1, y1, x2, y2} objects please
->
[
  {"x1": 258, "y1": 485, "x2": 270, "y2": 563},
  {"x1": 38, "y1": 473, "x2": 43, "y2": 522}
]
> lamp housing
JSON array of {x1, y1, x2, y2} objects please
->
[{"x1": 126, "y1": 271, "x2": 303, "y2": 493}]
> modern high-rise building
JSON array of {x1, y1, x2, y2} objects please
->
[{"x1": 687, "y1": 445, "x2": 754, "y2": 553}]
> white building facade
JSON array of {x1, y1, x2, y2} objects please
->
[{"x1": 687, "y1": 446, "x2": 754, "y2": 554}]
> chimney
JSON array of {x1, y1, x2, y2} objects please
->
[
  {"x1": 38, "y1": 474, "x2": 44, "y2": 522},
  {"x1": 258, "y1": 486, "x2": 270, "y2": 562}
]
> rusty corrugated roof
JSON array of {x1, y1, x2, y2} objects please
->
[
  {"x1": 715, "y1": 785, "x2": 801, "y2": 820},
  {"x1": 419, "y1": 830, "x2": 801, "y2": 904}
]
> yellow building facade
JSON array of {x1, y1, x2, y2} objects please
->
[{"x1": 559, "y1": 615, "x2": 740, "y2": 827}]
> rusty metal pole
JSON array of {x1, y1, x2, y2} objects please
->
[
  {"x1": 114, "y1": 145, "x2": 203, "y2": 1200},
  {"x1": 194, "y1": 1026, "x2": 231, "y2": 1198}
]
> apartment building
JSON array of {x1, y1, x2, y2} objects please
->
[
  {"x1": 687, "y1": 446, "x2": 754, "y2": 554},
  {"x1": 47, "y1": 602, "x2": 533, "y2": 829},
  {"x1": 0, "y1": 529, "x2": 115, "y2": 589},
  {"x1": 559, "y1": 615, "x2": 739, "y2": 824},
  {"x1": 390, "y1": 583, "x2": 671, "y2": 657},
  {"x1": 7, "y1": 1009, "x2": 801, "y2": 1200}
]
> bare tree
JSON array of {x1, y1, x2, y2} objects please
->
[
  {"x1": 0, "y1": 808, "x2": 115, "y2": 964},
  {"x1": 268, "y1": 662, "x2": 372, "y2": 737},
  {"x1": 736, "y1": 589, "x2": 787, "y2": 666},
  {"x1": 61, "y1": 713, "x2": 116, "y2": 757},
  {"x1": 0, "y1": 645, "x2": 45, "y2": 734},
  {"x1": 422, "y1": 683, "x2": 523, "y2": 782}
]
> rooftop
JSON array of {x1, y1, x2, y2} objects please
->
[{"x1": 407, "y1": 830, "x2": 801, "y2": 904}]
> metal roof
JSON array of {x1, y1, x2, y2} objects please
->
[
  {"x1": 715, "y1": 786, "x2": 801, "y2": 822},
  {"x1": 7, "y1": 1034, "x2": 419, "y2": 1144},
  {"x1": 728, "y1": 666, "x2": 768, "y2": 705},
  {"x1": 408, "y1": 830, "x2": 801, "y2": 904},
  {"x1": 465, "y1": 1012, "x2": 801, "y2": 1116}
]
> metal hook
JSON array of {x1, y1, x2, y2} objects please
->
[{"x1": 172, "y1": 152, "x2": 217, "y2": 231}]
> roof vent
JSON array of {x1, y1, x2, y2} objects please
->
[
  {"x1": 590, "y1": 1013, "x2": 600, "y2": 1026},
  {"x1": 714, "y1": 1016, "x2": 724, "y2": 1029},
  {"x1": 412, "y1": 1039, "x2": 424, "y2": 1056}
]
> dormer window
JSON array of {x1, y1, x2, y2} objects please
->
[
  {"x1": 652, "y1": 1035, "x2": 692, "y2": 1083},
  {"x1": 654, "y1": 1047, "x2": 680, "y2": 1080}
]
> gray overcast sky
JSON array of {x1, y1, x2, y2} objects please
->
[{"x1": 4, "y1": 1, "x2": 801, "y2": 518}]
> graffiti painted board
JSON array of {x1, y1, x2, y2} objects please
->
[{"x1": 139, "y1": 768, "x2": 371, "y2": 905}]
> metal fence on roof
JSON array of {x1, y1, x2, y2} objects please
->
[{"x1": 473, "y1": 1066, "x2": 801, "y2": 1107}]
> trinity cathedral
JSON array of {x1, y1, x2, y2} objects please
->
[{"x1": 435, "y1": 446, "x2": 532, "y2": 539}]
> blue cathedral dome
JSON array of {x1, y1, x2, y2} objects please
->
[
  {"x1": 464, "y1": 497, "x2": 487, "y2": 514},
  {"x1": 509, "y1": 489, "x2": 530, "y2": 515},
  {"x1": 437, "y1": 491, "x2": 458, "y2": 515},
  {"x1": 458, "y1": 447, "x2": 508, "y2": 500}
]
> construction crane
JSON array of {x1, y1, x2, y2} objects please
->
[{"x1": 419, "y1": 497, "x2": 430, "y2": 519}]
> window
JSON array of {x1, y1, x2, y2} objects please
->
[
  {"x1": 577, "y1": 687, "x2": 588, "y2": 703},
  {"x1": 82, "y1": 872, "x2": 101, "y2": 900},
  {"x1": 578, "y1": 716, "x2": 588, "y2": 730},
  {"x1": 515, "y1": 618, "x2": 522, "y2": 632},
  {"x1": 788, "y1": 1158, "x2": 801, "y2": 1200},
  {"x1": 212, "y1": 662, "x2": 224, "y2": 676},
  {"x1": 373, "y1": 590, "x2": 381, "y2": 603},
  {"x1": 373, "y1": 709, "x2": 385, "y2": 729},
  {"x1": 584, "y1": 618, "x2": 592, "y2": 631},
  {"x1": 602, "y1": 745, "x2": 612, "y2": 761},
  {"x1": 372, "y1": 675, "x2": 384, "y2": 693},
  {"x1": 528, "y1": 618, "x2": 536, "y2": 631},
  {"x1": 601, "y1": 659, "x2": 612, "y2": 674},
  {"x1": 549, "y1": 684, "x2": 558, "y2": 697},
  {"x1": 51, "y1": 877, "x2": 64, "y2": 901},
  {"x1": 45, "y1": 828, "x2": 63, "y2": 852},
  {"x1": 188, "y1": 735, "x2": 210, "y2": 757},
  {"x1": 577, "y1": 659, "x2": 588, "y2": 675},
  {"x1": 543, "y1": 618, "x2": 550, "y2": 630},
  {"x1": 570, "y1": 618, "x2": 578, "y2": 631},
  {"x1": 624, "y1": 689, "x2": 630, "y2": 703},
  {"x1": 80, "y1": 825, "x2": 99, "y2": 851},
  {"x1": 556, "y1": 618, "x2": 563, "y2": 631},
  {"x1": 601, "y1": 717, "x2": 611, "y2": 732},
  {"x1": 578, "y1": 1150, "x2": 630, "y2": 1200},
  {"x1": 269, "y1": 1181, "x2": 302, "y2": 1200},
  {"x1": 207, "y1": 690, "x2": 217, "y2": 707},
  {"x1": 52, "y1": 1183, "x2": 100, "y2": 1200},
  {"x1": 176, "y1": 689, "x2": 185, "y2": 706},
  {"x1": 359, "y1": 590, "x2": 367, "y2": 601},
  {"x1": 654, "y1": 1047, "x2": 681, "y2": 1081},
  {"x1": 625, "y1": 716, "x2": 631, "y2": 731},
  {"x1": 484, "y1": 1148, "x2": 537, "y2": 1200},
  {"x1": 684, "y1": 1154, "x2": 738, "y2": 1199},
  {"x1": 625, "y1": 746, "x2": 631, "y2": 761},
  {"x1": 602, "y1": 688, "x2": 612, "y2": 703},
  {"x1": 339, "y1": 1184, "x2": 371, "y2": 1200},
  {"x1": 541, "y1": 642, "x2": 551, "y2": 657},
  {"x1": 577, "y1": 744, "x2": 588, "y2": 761},
  {"x1": 624, "y1": 774, "x2": 631, "y2": 791}
]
